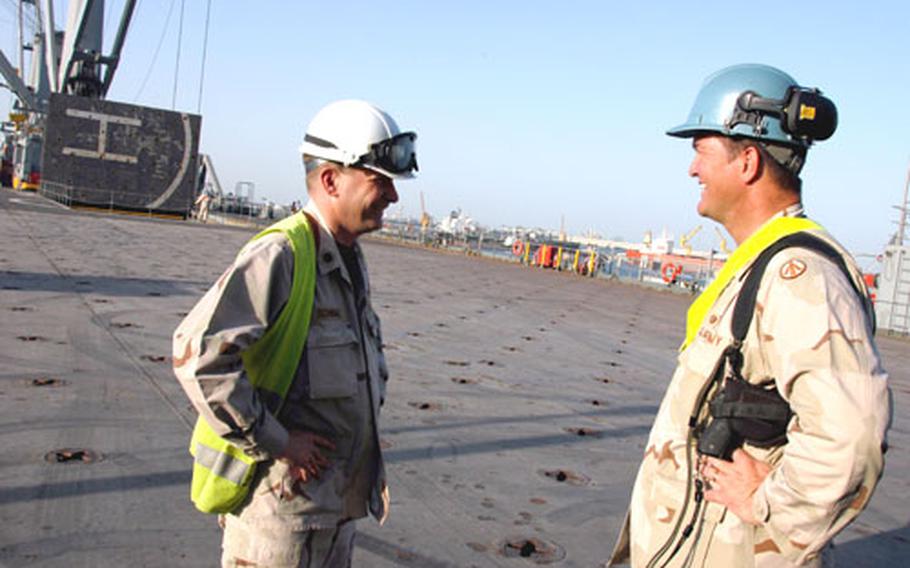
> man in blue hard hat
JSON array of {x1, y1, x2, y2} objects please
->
[{"x1": 609, "y1": 64, "x2": 891, "y2": 567}]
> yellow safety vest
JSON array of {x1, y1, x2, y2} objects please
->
[
  {"x1": 682, "y1": 216, "x2": 822, "y2": 351},
  {"x1": 188, "y1": 213, "x2": 318, "y2": 514}
]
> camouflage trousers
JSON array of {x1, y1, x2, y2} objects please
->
[{"x1": 221, "y1": 515, "x2": 356, "y2": 568}]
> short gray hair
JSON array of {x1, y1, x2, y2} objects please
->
[
  {"x1": 722, "y1": 137, "x2": 803, "y2": 196},
  {"x1": 303, "y1": 155, "x2": 329, "y2": 175}
]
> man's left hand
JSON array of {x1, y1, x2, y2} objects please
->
[{"x1": 701, "y1": 449, "x2": 772, "y2": 525}]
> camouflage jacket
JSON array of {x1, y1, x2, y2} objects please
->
[
  {"x1": 173, "y1": 204, "x2": 390, "y2": 530},
  {"x1": 609, "y1": 219, "x2": 891, "y2": 567}
]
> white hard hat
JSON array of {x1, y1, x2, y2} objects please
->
[{"x1": 299, "y1": 99, "x2": 418, "y2": 180}]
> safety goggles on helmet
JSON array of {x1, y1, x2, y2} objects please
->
[{"x1": 353, "y1": 132, "x2": 418, "y2": 176}]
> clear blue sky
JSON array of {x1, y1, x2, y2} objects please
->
[{"x1": 3, "y1": 1, "x2": 909, "y2": 263}]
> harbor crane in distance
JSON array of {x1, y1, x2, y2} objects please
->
[
  {"x1": 714, "y1": 226, "x2": 732, "y2": 254},
  {"x1": 419, "y1": 191, "x2": 431, "y2": 232},
  {"x1": 679, "y1": 224, "x2": 702, "y2": 255}
]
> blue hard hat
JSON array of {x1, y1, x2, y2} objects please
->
[{"x1": 667, "y1": 63, "x2": 836, "y2": 149}]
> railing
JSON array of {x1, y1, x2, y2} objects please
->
[
  {"x1": 376, "y1": 225, "x2": 718, "y2": 295},
  {"x1": 875, "y1": 244, "x2": 910, "y2": 335},
  {"x1": 40, "y1": 180, "x2": 188, "y2": 219}
]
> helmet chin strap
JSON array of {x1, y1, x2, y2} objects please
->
[{"x1": 760, "y1": 143, "x2": 805, "y2": 175}]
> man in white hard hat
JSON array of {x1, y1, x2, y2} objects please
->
[{"x1": 173, "y1": 99, "x2": 417, "y2": 567}]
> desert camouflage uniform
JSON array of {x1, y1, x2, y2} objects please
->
[
  {"x1": 609, "y1": 206, "x2": 892, "y2": 567},
  {"x1": 173, "y1": 205, "x2": 390, "y2": 567}
]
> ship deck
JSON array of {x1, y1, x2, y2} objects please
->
[{"x1": 1, "y1": 187, "x2": 908, "y2": 567}]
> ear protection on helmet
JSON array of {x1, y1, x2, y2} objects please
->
[{"x1": 734, "y1": 87, "x2": 837, "y2": 143}]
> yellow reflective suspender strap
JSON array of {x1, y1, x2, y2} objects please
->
[
  {"x1": 241, "y1": 213, "x2": 318, "y2": 398},
  {"x1": 681, "y1": 216, "x2": 822, "y2": 351},
  {"x1": 189, "y1": 213, "x2": 318, "y2": 514}
]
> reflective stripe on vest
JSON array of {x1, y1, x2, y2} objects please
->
[
  {"x1": 193, "y1": 434, "x2": 253, "y2": 485},
  {"x1": 189, "y1": 212, "x2": 317, "y2": 514}
]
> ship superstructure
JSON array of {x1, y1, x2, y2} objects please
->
[{"x1": 875, "y1": 165, "x2": 910, "y2": 334}]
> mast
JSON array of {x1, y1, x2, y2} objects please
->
[
  {"x1": 898, "y1": 161, "x2": 910, "y2": 246},
  {"x1": 18, "y1": 0, "x2": 25, "y2": 76},
  {"x1": 38, "y1": 0, "x2": 59, "y2": 93}
]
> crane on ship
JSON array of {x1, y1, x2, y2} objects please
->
[
  {"x1": 2, "y1": 0, "x2": 210, "y2": 217},
  {"x1": 1, "y1": 0, "x2": 138, "y2": 190}
]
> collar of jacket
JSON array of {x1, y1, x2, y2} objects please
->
[
  {"x1": 681, "y1": 209, "x2": 822, "y2": 351},
  {"x1": 303, "y1": 202, "x2": 360, "y2": 287}
]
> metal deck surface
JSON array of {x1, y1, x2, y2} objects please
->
[{"x1": 1, "y1": 187, "x2": 907, "y2": 567}]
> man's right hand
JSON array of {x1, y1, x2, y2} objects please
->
[{"x1": 277, "y1": 431, "x2": 336, "y2": 482}]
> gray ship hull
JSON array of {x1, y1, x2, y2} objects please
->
[{"x1": 1, "y1": 187, "x2": 907, "y2": 567}]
